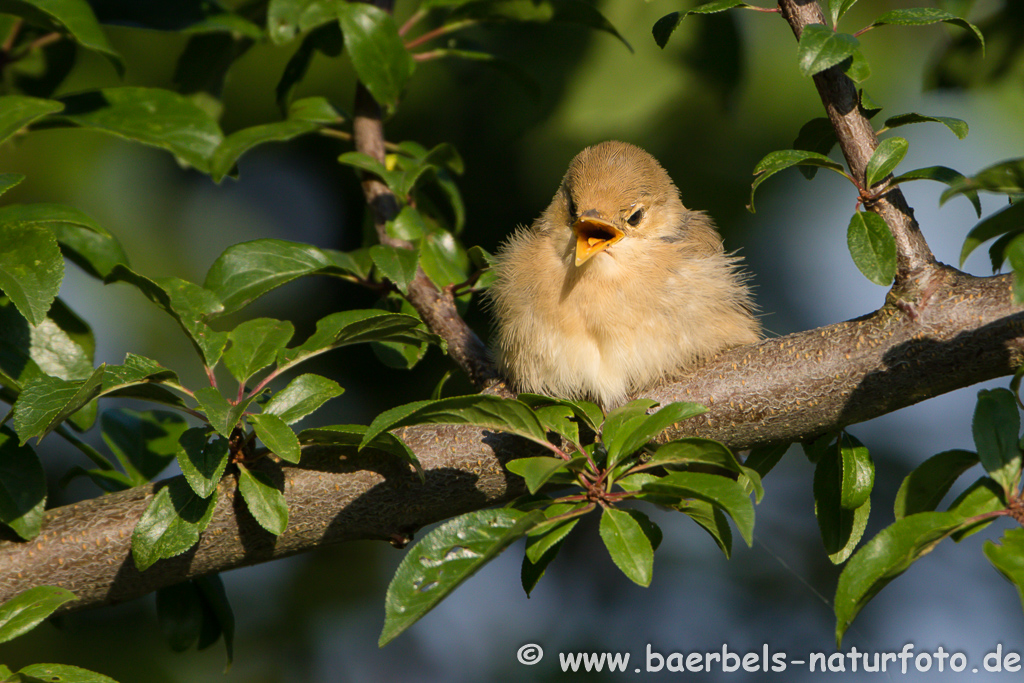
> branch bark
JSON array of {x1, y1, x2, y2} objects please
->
[{"x1": 2, "y1": 267, "x2": 1022, "y2": 611}]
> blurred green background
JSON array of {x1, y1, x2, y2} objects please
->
[{"x1": 2, "y1": 0, "x2": 1023, "y2": 680}]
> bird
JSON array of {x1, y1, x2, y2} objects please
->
[{"x1": 488, "y1": 140, "x2": 759, "y2": 409}]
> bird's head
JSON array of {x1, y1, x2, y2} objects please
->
[{"x1": 554, "y1": 141, "x2": 686, "y2": 267}]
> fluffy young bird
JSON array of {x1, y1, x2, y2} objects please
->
[{"x1": 489, "y1": 140, "x2": 759, "y2": 408}]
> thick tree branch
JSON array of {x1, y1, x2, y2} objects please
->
[
  {"x1": 3, "y1": 267, "x2": 1022, "y2": 612},
  {"x1": 778, "y1": 0, "x2": 935, "y2": 278}
]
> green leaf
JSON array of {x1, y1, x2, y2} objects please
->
[
  {"x1": 947, "y1": 477, "x2": 1004, "y2": 541},
  {"x1": 223, "y1": 318, "x2": 295, "y2": 383},
  {"x1": 17, "y1": 664, "x2": 118, "y2": 683},
  {"x1": 380, "y1": 508, "x2": 544, "y2": 645},
  {"x1": 599, "y1": 507, "x2": 654, "y2": 587},
  {"x1": 0, "y1": 174, "x2": 24, "y2": 197},
  {"x1": 847, "y1": 211, "x2": 897, "y2": 286},
  {"x1": 744, "y1": 442, "x2": 789, "y2": 478},
  {"x1": 640, "y1": 437, "x2": 742, "y2": 474},
  {"x1": 106, "y1": 267, "x2": 227, "y2": 367},
  {"x1": 814, "y1": 438, "x2": 871, "y2": 563},
  {"x1": 522, "y1": 533, "x2": 567, "y2": 597},
  {"x1": 370, "y1": 244, "x2": 419, "y2": 294},
  {"x1": 289, "y1": 96, "x2": 344, "y2": 124},
  {"x1": 176, "y1": 428, "x2": 230, "y2": 499},
  {"x1": 263, "y1": 373, "x2": 343, "y2": 424},
  {"x1": 361, "y1": 394, "x2": 547, "y2": 449},
  {"x1": 749, "y1": 149, "x2": 847, "y2": 212},
  {"x1": 641, "y1": 471, "x2": 754, "y2": 545},
  {"x1": 1007, "y1": 233, "x2": 1024, "y2": 304},
  {"x1": 793, "y1": 117, "x2": 838, "y2": 178},
  {"x1": 828, "y1": 0, "x2": 858, "y2": 28},
  {"x1": 102, "y1": 409, "x2": 189, "y2": 485},
  {"x1": 972, "y1": 388, "x2": 1022, "y2": 498},
  {"x1": 0, "y1": 585, "x2": 76, "y2": 644},
  {"x1": 608, "y1": 402, "x2": 708, "y2": 468},
  {"x1": 838, "y1": 433, "x2": 874, "y2": 510},
  {"x1": 337, "y1": 151, "x2": 403, "y2": 190},
  {"x1": 894, "y1": 449, "x2": 978, "y2": 519},
  {"x1": 797, "y1": 24, "x2": 859, "y2": 77},
  {"x1": 600, "y1": 398, "x2": 658, "y2": 469},
  {"x1": 250, "y1": 413, "x2": 301, "y2": 464},
  {"x1": 516, "y1": 394, "x2": 603, "y2": 432},
  {"x1": 505, "y1": 456, "x2": 581, "y2": 494},
  {"x1": 0, "y1": 221, "x2": 63, "y2": 326},
  {"x1": 533, "y1": 405, "x2": 579, "y2": 445},
  {"x1": 266, "y1": 0, "x2": 320, "y2": 43},
  {"x1": 959, "y1": 202, "x2": 1024, "y2": 267},
  {"x1": 279, "y1": 309, "x2": 439, "y2": 369},
  {"x1": 203, "y1": 239, "x2": 334, "y2": 316},
  {"x1": 652, "y1": 2, "x2": 753, "y2": 48},
  {"x1": 864, "y1": 136, "x2": 908, "y2": 188},
  {"x1": 336, "y1": 2, "x2": 415, "y2": 109},
  {"x1": 0, "y1": 0, "x2": 123, "y2": 75},
  {"x1": 983, "y1": 528, "x2": 1024, "y2": 614},
  {"x1": 132, "y1": 478, "x2": 218, "y2": 572},
  {"x1": 12, "y1": 356, "x2": 183, "y2": 444},
  {"x1": 0, "y1": 95, "x2": 63, "y2": 145},
  {"x1": 275, "y1": 21, "x2": 343, "y2": 110},
  {"x1": 418, "y1": 225, "x2": 469, "y2": 290},
  {"x1": 21, "y1": 203, "x2": 131, "y2": 280},
  {"x1": 883, "y1": 113, "x2": 968, "y2": 140},
  {"x1": 236, "y1": 463, "x2": 288, "y2": 535},
  {"x1": 451, "y1": 0, "x2": 631, "y2": 53},
  {"x1": 890, "y1": 166, "x2": 980, "y2": 218},
  {"x1": 941, "y1": 158, "x2": 1024, "y2": 204},
  {"x1": 194, "y1": 386, "x2": 254, "y2": 439},
  {"x1": 298, "y1": 424, "x2": 421, "y2": 476},
  {"x1": 211, "y1": 119, "x2": 320, "y2": 182},
  {"x1": 869, "y1": 8, "x2": 984, "y2": 51},
  {"x1": 54, "y1": 88, "x2": 223, "y2": 173},
  {"x1": 680, "y1": 499, "x2": 733, "y2": 558},
  {"x1": 834, "y1": 511, "x2": 968, "y2": 646}
]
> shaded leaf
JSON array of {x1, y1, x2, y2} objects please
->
[
  {"x1": 890, "y1": 166, "x2": 980, "y2": 218},
  {"x1": 451, "y1": 0, "x2": 631, "y2": 52},
  {"x1": 505, "y1": 456, "x2": 582, "y2": 494},
  {"x1": 380, "y1": 508, "x2": 544, "y2": 645},
  {"x1": 298, "y1": 424, "x2": 421, "y2": 475},
  {"x1": 744, "y1": 442, "x2": 789, "y2": 478},
  {"x1": 947, "y1": 477, "x2": 1003, "y2": 542},
  {"x1": 640, "y1": 437, "x2": 742, "y2": 474},
  {"x1": 132, "y1": 478, "x2": 218, "y2": 571},
  {"x1": 941, "y1": 158, "x2": 1024, "y2": 204},
  {"x1": 0, "y1": 426, "x2": 45, "y2": 540},
  {"x1": 101, "y1": 409, "x2": 189, "y2": 485},
  {"x1": 814, "y1": 438, "x2": 871, "y2": 563},
  {"x1": 370, "y1": 244, "x2": 419, "y2": 294},
  {"x1": 680, "y1": 499, "x2": 733, "y2": 558},
  {"x1": 0, "y1": 95, "x2": 63, "y2": 145},
  {"x1": 959, "y1": 201, "x2": 1024, "y2": 267},
  {"x1": 194, "y1": 386, "x2": 255, "y2": 439},
  {"x1": 176, "y1": 428, "x2": 230, "y2": 499},
  {"x1": 18, "y1": 663, "x2": 118, "y2": 683},
  {"x1": 211, "y1": 119, "x2": 320, "y2": 182},
  {"x1": 0, "y1": 0, "x2": 123, "y2": 74}
]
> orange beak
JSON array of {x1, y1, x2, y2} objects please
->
[{"x1": 572, "y1": 215, "x2": 625, "y2": 267}]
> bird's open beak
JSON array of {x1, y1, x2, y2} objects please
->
[{"x1": 572, "y1": 215, "x2": 625, "y2": 267}]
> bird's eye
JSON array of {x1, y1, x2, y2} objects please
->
[
  {"x1": 627, "y1": 208, "x2": 644, "y2": 227},
  {"x1": 567, "y1": 195, "x2": 578, "y2": 221}
]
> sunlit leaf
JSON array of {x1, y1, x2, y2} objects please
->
[
  {"x1": 0, "y1": 585, "x2": 76, "y2": 644},
  {"x1": 847, "y1": 211, "x2": 896, "y2": 286}
]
